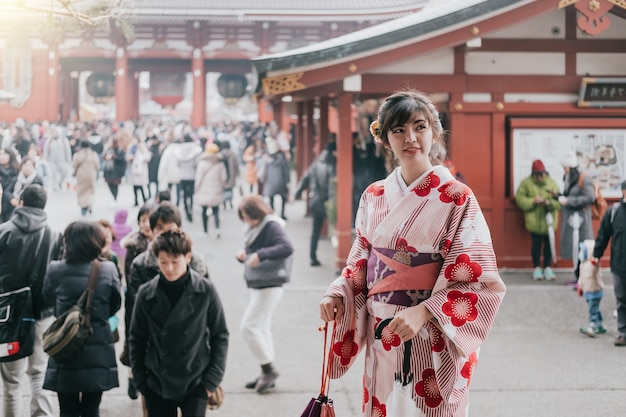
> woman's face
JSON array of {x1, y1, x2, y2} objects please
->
[
  {"x1": 21, "y1": 160, "x2": 35, "y2": 177},
  {"x1": 0, "y1": 150, "x2": 10, "y2": 166},
  {"x1": 386, "y1": 111, "x2": 436, "y2": 169},
  {"x1": 139, "y1": 213, "x2": 153, "y2": 239},
  {"x1": 27, "y1": 147, "x2": 39, "y2": 159}
]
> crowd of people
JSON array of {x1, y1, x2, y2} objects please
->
[{"x1": 0, "y1": 89, "x2": 624, "y2": 417}]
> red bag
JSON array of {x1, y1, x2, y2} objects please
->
[{"x1": 301, "y1": 323, "x2": 336, "y2": 417}]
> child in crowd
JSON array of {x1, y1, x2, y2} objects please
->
[
  {"x1": 578, "y1": 239, "x2": 606, "y2": 337},
  {"x1": 111, "y1": 208, "x2": 132, "y2": 275},
  {"x1": 129, "y1": 230, "x2": 228, "y2": 416}
]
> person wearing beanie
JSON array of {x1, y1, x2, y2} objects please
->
[
  {"x1": 593, "y1": 179, "x2": 626, "y2": 346},
  {"x1": 558, "y1": 150, "x2": 595, "y2": 285},
  {"x1": 515, "y1": 159, "x2": 561, "y2": 280}
]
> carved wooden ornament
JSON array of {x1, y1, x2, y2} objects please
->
[
  {"x1": 558, "y1": 0, "x2": 626, "y2": 36},
  {"x1": 262, "y1": 73, "x2": 306, "y2": 96}
]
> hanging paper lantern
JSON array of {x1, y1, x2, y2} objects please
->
[
  {"x1": 150, "y1": 73, "x2": 186, "y2": 107},
  {"x1": 86, "y1": 73, "x2": 115, "y2": 98},
  {"x1": 217, "y1": 74, "x2": 248, "y2": 99}
]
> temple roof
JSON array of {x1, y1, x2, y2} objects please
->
[
  {"x1": 0, "y1": 0, "x2": 428, "y2": 23},
  {"x1": 252, "y1": 0, "x2": 531, "y2": 73}
]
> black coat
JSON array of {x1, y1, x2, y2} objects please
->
[
  {"x1": 103, "y1": 147, "x2": 126, "y2": 184},
  {"x1": 129, "y1": 269, "x2": 229, "y2": 400},
  {"x1": 0, "y1": 165, "x2": 18, "y2": 223},
  {"x1": 295, "y1": 150, "x2": 336, "y2": 216},
  {"x1": 43, "y1": 259, "x2": 121, "y2": 393},
  {"x1": 594, "y1": 200, "x2": 626, "y2": 277},
  {"x1": 0, "y1": 207, "x2": 62, "y2": 318}
]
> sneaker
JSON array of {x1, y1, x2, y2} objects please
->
[
  {"x1": 594, "y1": 325, "x2": 607, "y2": 334},
  {"x1": 532, "y1": 267, "x2": 544, "y2": 281},
  {"x1": 615, "y1": 335, "x2": 626, "y2": 346},
  {"x1": 579, "y1": 326, "x2": 597, "y2": 338},
  {"x1": 310, "y1": 259, "x2": 321, "y2": 267},
  {"x1": 543, "y1": 267, "x2": 556, "y2": 281}
]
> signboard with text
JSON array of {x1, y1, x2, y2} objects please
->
[
  {"x1": 512, "y1": 128, "x2": 626, "y2": 198},
  {"x1": 578, "y1": 77, "x2": 626, "y2": 108}
]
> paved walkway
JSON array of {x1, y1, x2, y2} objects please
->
[{"x1": 2, "y1": 180, "x2": 625, "y2": 416}]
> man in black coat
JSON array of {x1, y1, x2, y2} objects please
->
[
  {"x1": 0, "y1": 184, "x2": 62, "y2": 417},
  {"x1": 294, "y1": 141, "x2": 337, "y2": 266},
  {"x1": 593, "y1": 180, "x2": 626, "y2": 347},
  {"x1": 129, "y1": 230, "x2": 228, "y2": 415},
  {"x1": 124, "y1": 202, "x2": 209, "y2": 399}
]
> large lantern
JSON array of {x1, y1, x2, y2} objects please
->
[
  {"x1": 150, "y1": 73, "x2": 186, "y2": 107},
  {"x1": 217, "y1": 74, "x2": 248, "y2": 99},
  {"x1": 86, "y1": 73, "x2": 115, "y2": 99}
]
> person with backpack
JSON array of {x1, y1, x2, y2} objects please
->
[
  {"x1": 592, "y1": 180, "x2": 626, "y2": 346},
  {"x1": 558, "y1": 151, "x2": 595, "y2": 285}
]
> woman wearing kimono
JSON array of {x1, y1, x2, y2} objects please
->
[{"x1": 320, "y1": 90, "x2": 506, "y2": 417}]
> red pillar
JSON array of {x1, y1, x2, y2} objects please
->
[
  {"x1": 296, "y1": 102, "x2": 305, "y2": 178},
  {"x1": 47, "y1": 46, "x2": 59, "y2": 122},
  {"x1": 61, "y1": 70, "x2": 71, "y2": 122},
  {"x1": 335, "y1": 93, "x2": 354, "y2": 269},
  {"x1": 319, "y1": 97, "x2": 329, "y2": 152},
  {"x1": 131, "y1": 72, "x2": 140, "y2": 120},
  {"x1": 115, "y1": 47, "x2": 129, "y2": 122},
  {"x1": 191, "y1": 49, "x2": 206, "y2": 128}
]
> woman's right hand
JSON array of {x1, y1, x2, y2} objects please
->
[{"x1": 320, "y1": 295, "x2": 344, "y2": 323}]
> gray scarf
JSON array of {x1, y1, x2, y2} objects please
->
[{"x1": 243, "y1": 214, "x2": 285, "y2": 247}]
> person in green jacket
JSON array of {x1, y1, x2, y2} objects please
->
[{"x1": 515, "y1": 159, "x2": 561, "y2": 280}]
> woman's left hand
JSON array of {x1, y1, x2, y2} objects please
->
[
  {"x1": 387, "y1": 304, "x2": 434, "y2": 342},
  {"x1": 247, "y1": 252, "x2": 260, "y2": 267}
]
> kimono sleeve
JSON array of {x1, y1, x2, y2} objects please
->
[
  {"x1": 422, "y1": 194, "x2": 506, "y2": 359},
  {"x1": 324, "y1": 191, "x2": 372, "y2": 378}
]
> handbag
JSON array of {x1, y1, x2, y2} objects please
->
[
  {"x1": 243, "y1": 254, "x2": 293, "y2": 288},
  {"x1": 0, "y1": 287, "x2": 36, "y2": 362},
  {"x1": 43, "y1": 259, "x2": 101, "y2": 362},
  {"x1": 301, "y1": 322, "x2": 336, "y2": 417}
]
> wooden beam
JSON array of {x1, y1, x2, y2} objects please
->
[{"x1": 283, "y1": 0, "x2": 558, "y2": 91}]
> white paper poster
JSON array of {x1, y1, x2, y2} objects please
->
[{"x1": 513, "y1": 129, "x2": 626, "y2": 198}]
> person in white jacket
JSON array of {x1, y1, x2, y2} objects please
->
[
  {"x1": 194, "y1": 143, "x2": 227, "y2": 238},
  {"x1": 157, "y1": 140, "x2": 182, "y2": 205}
]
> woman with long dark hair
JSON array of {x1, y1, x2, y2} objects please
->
[{"x1": 43, "y1": 221, "x2": 121, "y2": 417}]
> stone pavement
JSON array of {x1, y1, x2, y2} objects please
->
[{"x1": 2, "y1": 180, "x2": 626, "y2": 417}]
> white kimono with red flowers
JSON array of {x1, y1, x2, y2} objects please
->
[{"x1": 324, "y1": 165, "x2": 505, "y2": 417}]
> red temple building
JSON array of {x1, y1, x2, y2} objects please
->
[
  {"x1": 252, "y1": 0, "x2": 626, "y2": 269},
  {"x1": 0, "y1": 0, "x2": 425, "y2": 125}
]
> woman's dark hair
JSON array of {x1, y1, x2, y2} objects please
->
[
  {"x1": 137, "y1": 202, "x2": 156, "y2": 223},
  {"x1": 0, "y1": 147, "x2": 21, "y2": 172},
  {"x1": 63, "y1": 221, "x2": 106, "y2": 263},
  {"x1": 95, "y1": 219, "x2": 116, "y2": 241},
  {"x1": 20, "y1": 157, "x2": 35, "y2": 169},
  {"x1": 376, "y1": 90, "x2": 447, "y2": 169},
  {"x1": 149, "y1": 202, "x2": 181, "y2": 230},
  {"x1": 238, "y1": 194, "x2": 273, "y2": 221},
  {"x1": 151, "y1": 230, "x2": 192, "y2": 257}
]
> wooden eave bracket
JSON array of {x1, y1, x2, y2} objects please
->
[{"x1": 261, "y1": 72, "x2": 305, "y2": 97}]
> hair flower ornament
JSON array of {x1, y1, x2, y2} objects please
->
[{"x1": 369, "y1": 120, "x2": 382, "y2": 144}]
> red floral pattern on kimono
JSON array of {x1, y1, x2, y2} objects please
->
[
  {"x1": 442, "y1": 290, "x2": 479, "y2": 327},
  {"x1": 444, "y1": 253, "x2": 482, "y2": 282},
  {"x1": 324, "y1": 165, "x2": 505, "y2": 417},
  {"x1": 415, "y1": 368, "x2": 443, "y2": 408},
  {"x1": 371, "y1": 396, "x2": 387, "y2": 417},
  {"x1": 412, "y1": 171, "x2": 441, "y2": 197},
  {"x1": 374, "y1": 317, "x2": 401, "y2": 351},
  {"x1": 460, "y1": 352, "x2": 478, "y2": 386},
  {"x1": 438, "y1": 180, "x2": 471, "y2": 206},
  {"x1": 332, "y1": 330, "x2": 359, "y2": 366},
  {"x1": 366, "y1": 181, "x2": 385, "y2": 196}
]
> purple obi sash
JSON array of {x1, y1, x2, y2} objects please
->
[{"x1": 367, "y1": 247, "x2": 443, "y2": 307}]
